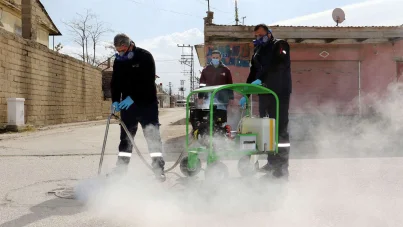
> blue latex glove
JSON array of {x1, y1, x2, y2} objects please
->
[
  {"x1": 112, "y1": 101, "x2": 120, "y2": 112},
  {"x1": 251, "y1": 79, "x2": 262, "y2": 85},
  {"x1": 118, "y1": 96, "x2": 134, "y2": 110},
  {"x1": 239, "y1": 97, "x2": 246, "y2": 109}
]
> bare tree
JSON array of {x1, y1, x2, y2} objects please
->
[
  {"x1": 94, "y1": 42, "x2": 117, "y2": 68},
  {"x1": 64, "y1": 9, "x2": 112, "y2": 65},
  {"x1": 64, "y1": 9, "x2": 94, "y2": 63},
  {"x1": 89, "y1": 18, "x2": 113, "y2": 65},
  {"x1": 55, "y1": 43, "x2": 63, "y2": 53}
]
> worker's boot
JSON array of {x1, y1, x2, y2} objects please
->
[
  {"x1": 106, "y1": 156, "x2": 130, "y2": 178},
  {"x1": 260, "y1": 153, "x2": 289, "y2": 181},
  {"x1": 269, "y1": 151, "x2": 289, "y2": 181},
  {"x1": 259, "y1": 163, "x2": 274, "y2": 173},
  {"x1": 151, "y1": 157, "x2": 166, "y2": 182},
  {"x1": 265, "y1": 133, "x2": 290, "y2": 180},
  {"x1": 272, "y1": 165, "x2": 289, "y2": 181}
]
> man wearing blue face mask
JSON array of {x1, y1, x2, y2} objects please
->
[
  {"x1": 239, "y1": 24, "x2": 292, "y2": 180},
  {"x1": 198, "y1": 50, "x2": 234, "y2": 111},
  {"x1": 109, "y1": 33, "x2": 166, "y2": 181}
]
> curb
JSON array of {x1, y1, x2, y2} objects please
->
[
  {"x1": 0, "y1": 108, "x2": 180, "y2": 140},
  {"x1": 0, "y1": 119, "x2": 119, "y2": 140}
]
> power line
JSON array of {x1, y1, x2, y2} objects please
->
[
  {"x1": 126, "y1": 0, "x2": 204, "y2": 18},
  {"x1": 194, "y1": 0, "x2": 232, "y2": 14}
]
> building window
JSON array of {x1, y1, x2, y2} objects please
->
[{"x1": 14, "y1": 25, "x2": 22, "y2": 36}]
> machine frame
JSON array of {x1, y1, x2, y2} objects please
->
[{"x1": 180, "y1": 83, "x2": 280, "y2": 178}]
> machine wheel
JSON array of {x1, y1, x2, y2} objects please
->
[
  {"x1": 204, "y1": 161, "x2": 229, "y2": 182},
  {"x1": 180, "y1": 156, "x2": 202, "y2": 177},
  {"x1": 237, "y1": 155, "x2": 259, "y2": 177}
]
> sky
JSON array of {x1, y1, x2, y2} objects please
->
[{"x1": 40, "y1": 0, "x2": 403, "y2": 95}]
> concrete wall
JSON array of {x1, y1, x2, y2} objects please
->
[
  {"x1": 203, "y1": 40, "x2": 403, "y2": 115},
  {"x1": 0, "y1": 28, "x2": 110, "y2": 127},
  {"x1": 157, "y1": 94, "x2": 170, "y2": 108}
]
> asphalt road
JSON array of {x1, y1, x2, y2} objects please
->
[{"x1": 1, "y1": 107, "x2": 402, "y2": 227}]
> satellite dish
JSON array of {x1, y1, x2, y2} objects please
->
[{"x1": 332, "y1": 8, "x2": 345, "y2": 26}]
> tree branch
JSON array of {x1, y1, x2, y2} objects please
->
[{"x1": 63, "y1": 9, "x2": 112, "y2": 66}]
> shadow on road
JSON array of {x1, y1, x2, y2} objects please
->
[{"x1": 0, "y1": 198, "x2": 82, "y2": 227}]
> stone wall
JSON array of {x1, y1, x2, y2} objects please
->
[{"x1": 0, "y1": 28, "x2": 110, "y2": 127}]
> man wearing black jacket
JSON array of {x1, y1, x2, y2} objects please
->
[
  {"x1": 239, "y1": 24, "x2": 292, "y2": 180},
  {"x1": 110, "y1": 33, "x2": 165, "y2": 181}
]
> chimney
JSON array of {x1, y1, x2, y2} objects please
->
[
  {"x1": 21, "y1": 0, "x2": 37, "y2": 40},
  {"x1": 204, "y1": 11, "x2": 214, "y2": 25}
]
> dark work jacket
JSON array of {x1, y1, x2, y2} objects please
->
[
  {"x1": 246, "y1": 38, "x2": 292, "y2": 96},
  {"x1": 110, "y1": 47, "x2": 157, "y2": 107},
  {"x1": 199, "y1": 62, "x2": 234, "y2": 103}
]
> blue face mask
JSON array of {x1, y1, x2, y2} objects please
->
[
  {"x1": 211, "y1": 59, "x2": 219, "y2": 66},
  {"x1": 115, "y1": 49, "x2": 135, "y2": 61},
  {"x1": 253, "y1": 34, "x2": 270, "y2": 46}
]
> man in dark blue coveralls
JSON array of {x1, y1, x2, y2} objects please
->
[
  {"x1": 109, "y1": 33, "x2": 166, "y2": 181},
  {"x1": 239, "y1": 24, "x2": 292, "y2": 180}
]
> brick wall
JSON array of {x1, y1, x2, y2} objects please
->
[
  {"x1": 0, "y1": 28, "x2": 110, "y2": 127},
  {"x1": 204, "y1": 41, "x2": 403, "y2": 115}
]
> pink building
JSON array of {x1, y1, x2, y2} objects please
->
[{"x1": 195, "y1": 12, "x2": 403, "y2": 115}]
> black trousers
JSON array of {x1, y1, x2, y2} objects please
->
[
  {"x1": 118, "y1": 101, "x2": 163, "y2": 165},
  {"x1": 258, "y1": 94, "x2": 290, "y2": 175}
]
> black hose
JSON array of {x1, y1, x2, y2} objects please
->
[{"x1": 114, "y1": 114, "x2": 187, "y2": 174}]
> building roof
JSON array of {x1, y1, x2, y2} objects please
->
[
  {"x1": 0, "y1": 0, "x2": 62, "y2": 35},
  {"x1": 204, "y1": 23, "x2": 403, "y2": 44},
  {"x1": 194, "y1": 43, "x2": 205, "y2": 67},
  {"x1": 36, "y1": 0, "x2": 61, "y2": 36}
]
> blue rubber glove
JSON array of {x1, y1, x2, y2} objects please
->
[
  {"x1": 251, "y1": 79, "x2": 262, "y2": 85},
  {"x1": 239, "y1": 97, "x2": 246, "y2": 109},
  {"x1": 112, "y1": 102, "x2": 120, "y2": 112},
  {"x1": 118, "y1": 96, "x2": 134, "y2": 110}
]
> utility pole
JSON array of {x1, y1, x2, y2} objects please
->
[
  {"x1": 168, "y1": 82, "x2": 172, "y2": 96},
  {"x1": 242, "y1": 16, "x2": 246, "y2": 25},
  {"x1": 168, "y1": 82, "x2": 173, "y2": 108},
  {"x1": 179, "y1": 79, "x2": 185, "y2": 99},
  {"x1": 235, "y1": 0, "x2": 239, "y2": 25},
  {"x1": 177, "y1": 44, "x2": 195, "y2": 93}
]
